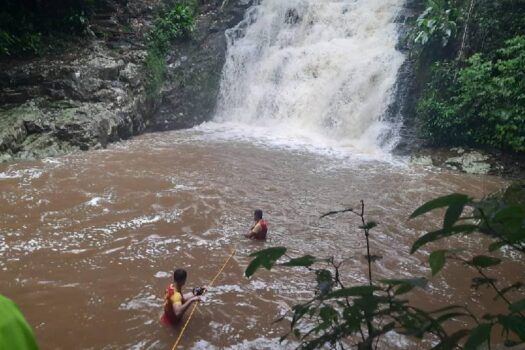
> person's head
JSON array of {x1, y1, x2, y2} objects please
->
[
  {"x1": 254, "y1": 209, "x2": 263, "y2": 221},
  {"x1": 173, "y1": 269, "x2": 187, "y2": 288}
]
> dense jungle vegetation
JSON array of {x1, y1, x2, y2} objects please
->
[
  {"x1": 412, "y1": 0, "x2": 525, "y2": 153},
  {"x1": 0, "y1": 0, "x2": 108, "y2": 57}
]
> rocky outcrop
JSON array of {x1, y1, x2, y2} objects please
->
[
  {"x1": 410, "y1": 147, "x2": 525, "y2": 178},
  {"x1": 0, "y1": 0, "x2": 158, "y2": 161},
  {"x1": 152, "y1": 0, "x2": 251, "y2": 131},
  {"x1": 410, "y1": 148, "x2": 494, "y2": 175},
  {"x1": 0, "y1": 0, "x2": 250, "y2": 162},
  {"x1": 0, "y1": 46, "x2": 151, "y2": 161}
]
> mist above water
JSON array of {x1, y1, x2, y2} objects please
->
[{"x1": 213, "y1": 0, "x2": 406, "y2": 154}]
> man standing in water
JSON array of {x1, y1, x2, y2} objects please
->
[
  {"x1": 161, "y1": 269, "x2": 205, "y2": 326},
  {"x1": 245, "y1": 209, "x2": 268, "y2": 240}
]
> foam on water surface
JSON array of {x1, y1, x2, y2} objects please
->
[{"x1": 211, "y1": 0, "x2": 405, "y2": 159}]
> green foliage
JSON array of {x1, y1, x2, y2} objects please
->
[
  {"x1": 145, "y1": 48, "x2": 167, "y2": 101},
  {"x1": 0, "y1": 0, "x2": 94, "y2": 57},
  {"x1": 246, "y1": 184, "x2": 525, "y2": 349},
  {"x1": 411, "y1": 0, "x2": 525, "y2": 153},
  {"x1": 414, "y1": 0, "x2": 460, "y2": 49},
  {"x1": 0, "y1": 30, "x2": 42, "y2": 57},
  {"x1": 417, "y1": 36, "x2": 525, "y2": 152},
  {"x1": 144, "y1": 1, "x2": 195, "y2": 102},
  {"x1": 429, "y1": 250, "x2": 447, "y2": 276},
  {"x1": 466, "y1": 0, "x2": 525, "y2": 58},
  {"x1": 147, "y1": 2, "x2": 195, "y2": 54},
  {"x1": 245, "y1": 247, "x2": 287, "y2": 277},
  {"x1": 0, "y1": 294, "x2": 38, "y2": 350}
]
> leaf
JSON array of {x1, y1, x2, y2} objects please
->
[
  {"x1": 291, "y1": 304, "x2": 310, "y2": 329},
  {"x1": 359, "y1": 221, "x2": 378, "y2": 230},
  {"x1": 435, "y1": 312, "x2": 469, "y2": 324},
  {"x1": 410, "y1": 194, "x2": 470, "y2": 219},
  {"x1": 488, "y1": 241, "x2": 506, "y2": 252},
  {"x1": 381, "y1": 278, "x2": 427, "y2": 295},
  {"x1": 325, "y1": 286, "x2": 379, "y2": 299},
  {"x1": 411, "y1": 225, "x2": 477, "y2": 253},
  {"x1": 367, "y1": 254, "x2": 383, "y2": 262},
  {"x1": 443, "y1": 201, "x2": 465, "y2": 228},
  {"x1": 493, "y1": 205, "x2": 524, "y2": 224},
  {"x1": 319, "y1": 306, "x2": 338, "y2": 324},
  {"x1": 498, "y1": 315, "x2": 525, "y2": 341},
  {"x1": 316, "y1": 269, "x2": 332, "y2": 285},
  {"x1": 245, "y1": 247, "x2": 287, "y2": 277},
  {"x1": 429, "y1": 250, "x2": 447, "y2": 276},
  {"x1": 320, "y1": 208, "x2": 353, "y2": 219},
  {"x1": 464, "y1": 323, "x2": 492, "y2": 350},
  {"x1": 470, "y1": 255, "x2": 501, "y2": 268},
  {"x1": 281, "y1": 255, "x2": 316, "y2": 267},
  {"x1": 428, "y1": 304, "x2": 466, "y2": 314},
  {"x1": 431, "y1": 329, "x2": 469, "y2": 350},
  {"x1": 395, "y1": 283, "x2": 417, "y2": 295},
  {"x1": 510, "y1": 298, "x2": 525, "y2": 313}
]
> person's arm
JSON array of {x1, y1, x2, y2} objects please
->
[
  {"x1": 172, "y1": 295, "x2": 200, "y2": 318},
  {"x1": 245, "y1": 223, "x2": 262, "y2": 239},
  {"x1": 244, "y1": 223, "x2": 255, "y2": 238}
]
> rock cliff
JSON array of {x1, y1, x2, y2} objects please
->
[{"x1": 0, "y1": 0, "x2": 249, "y2": 162}]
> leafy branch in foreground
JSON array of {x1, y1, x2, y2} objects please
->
[{"x1": 245, "y1": 182, "x2": 525, "y2": 349}]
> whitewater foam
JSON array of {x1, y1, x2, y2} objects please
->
[{"x1": 212, "y1": 0, "x2": 406, "y2": 157}]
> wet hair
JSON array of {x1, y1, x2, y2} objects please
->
[
  {"x1": 254, "y1": 209, "x2": 263, "y2": 220},
  {"x1": 173, "y1": 269, "x2": 187, "y2": 285}
]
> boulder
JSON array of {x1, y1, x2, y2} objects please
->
[{"x1": 445, "y1": 151, "x2": 492, "y2": 175}]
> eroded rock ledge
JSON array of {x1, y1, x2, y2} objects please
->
[{"x1": 0, "y1": 0, "x2": 250, "y2": 162}]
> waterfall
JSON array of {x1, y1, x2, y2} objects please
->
[{"x1": 212, "y1": 0, "x2": 406, "y2": 154}]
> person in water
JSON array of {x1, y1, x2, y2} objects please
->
[
  {"x1": 161, "y1": 269, "x2": 205, "y2": 326},
  {"x1": 245, "y1": 209, "x2": 268, "y2": 240}
]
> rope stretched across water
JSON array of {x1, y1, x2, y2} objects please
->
[{"x1": 171, "y1": 245, "x2": 238, "y2": 350}]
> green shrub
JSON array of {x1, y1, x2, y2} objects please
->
[
  {"x1": 0, "y1": 0, "x2": 94, "y2": 57},
  {"x1": 467, "y1": 0, "x2": 525, "y2": 58},
  {"x1": 414, "y1": 0, "x2": 460, "y2": 49},
  {"x1": 147, "y1": 2, "x2": 195, "y2": 54},
  {"x1": 145, "y1": 48, "x2": 167, "y2": 100},
  {"x1": 417, "y1": 36, "x2": 525, "y2": 152},
  {"x1": 144, "y1": 1, "x2": 195, "y2": 102}
]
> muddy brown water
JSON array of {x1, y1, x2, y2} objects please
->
[{"x1": 0, "y1": 129, "x2": 521, "y2": 349}]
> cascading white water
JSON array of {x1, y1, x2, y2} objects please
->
[{"x1": 210, "y1": 0, "x2": 406, "y2": 154}]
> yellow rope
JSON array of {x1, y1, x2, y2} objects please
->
[{"x1": 171, "y1": 245, "x2": 238, "y2": 350}]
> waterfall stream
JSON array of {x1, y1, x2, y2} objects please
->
[{"x1": 212, "y1": 0, "x2": 405, "y2": 154}]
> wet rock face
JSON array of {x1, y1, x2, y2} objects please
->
[
  {"x1": 0, "y1": 0, "x2": 158, "y2": 162},
  {"x1": 0, "y1": 43, "x2": 149, "y2": 161},
  {"x1": 151, "y1": 0, "x2": 252, "y2": 131},
  {"x1": 0, "y1": 0, "x2": 250, "y2": 161}
]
